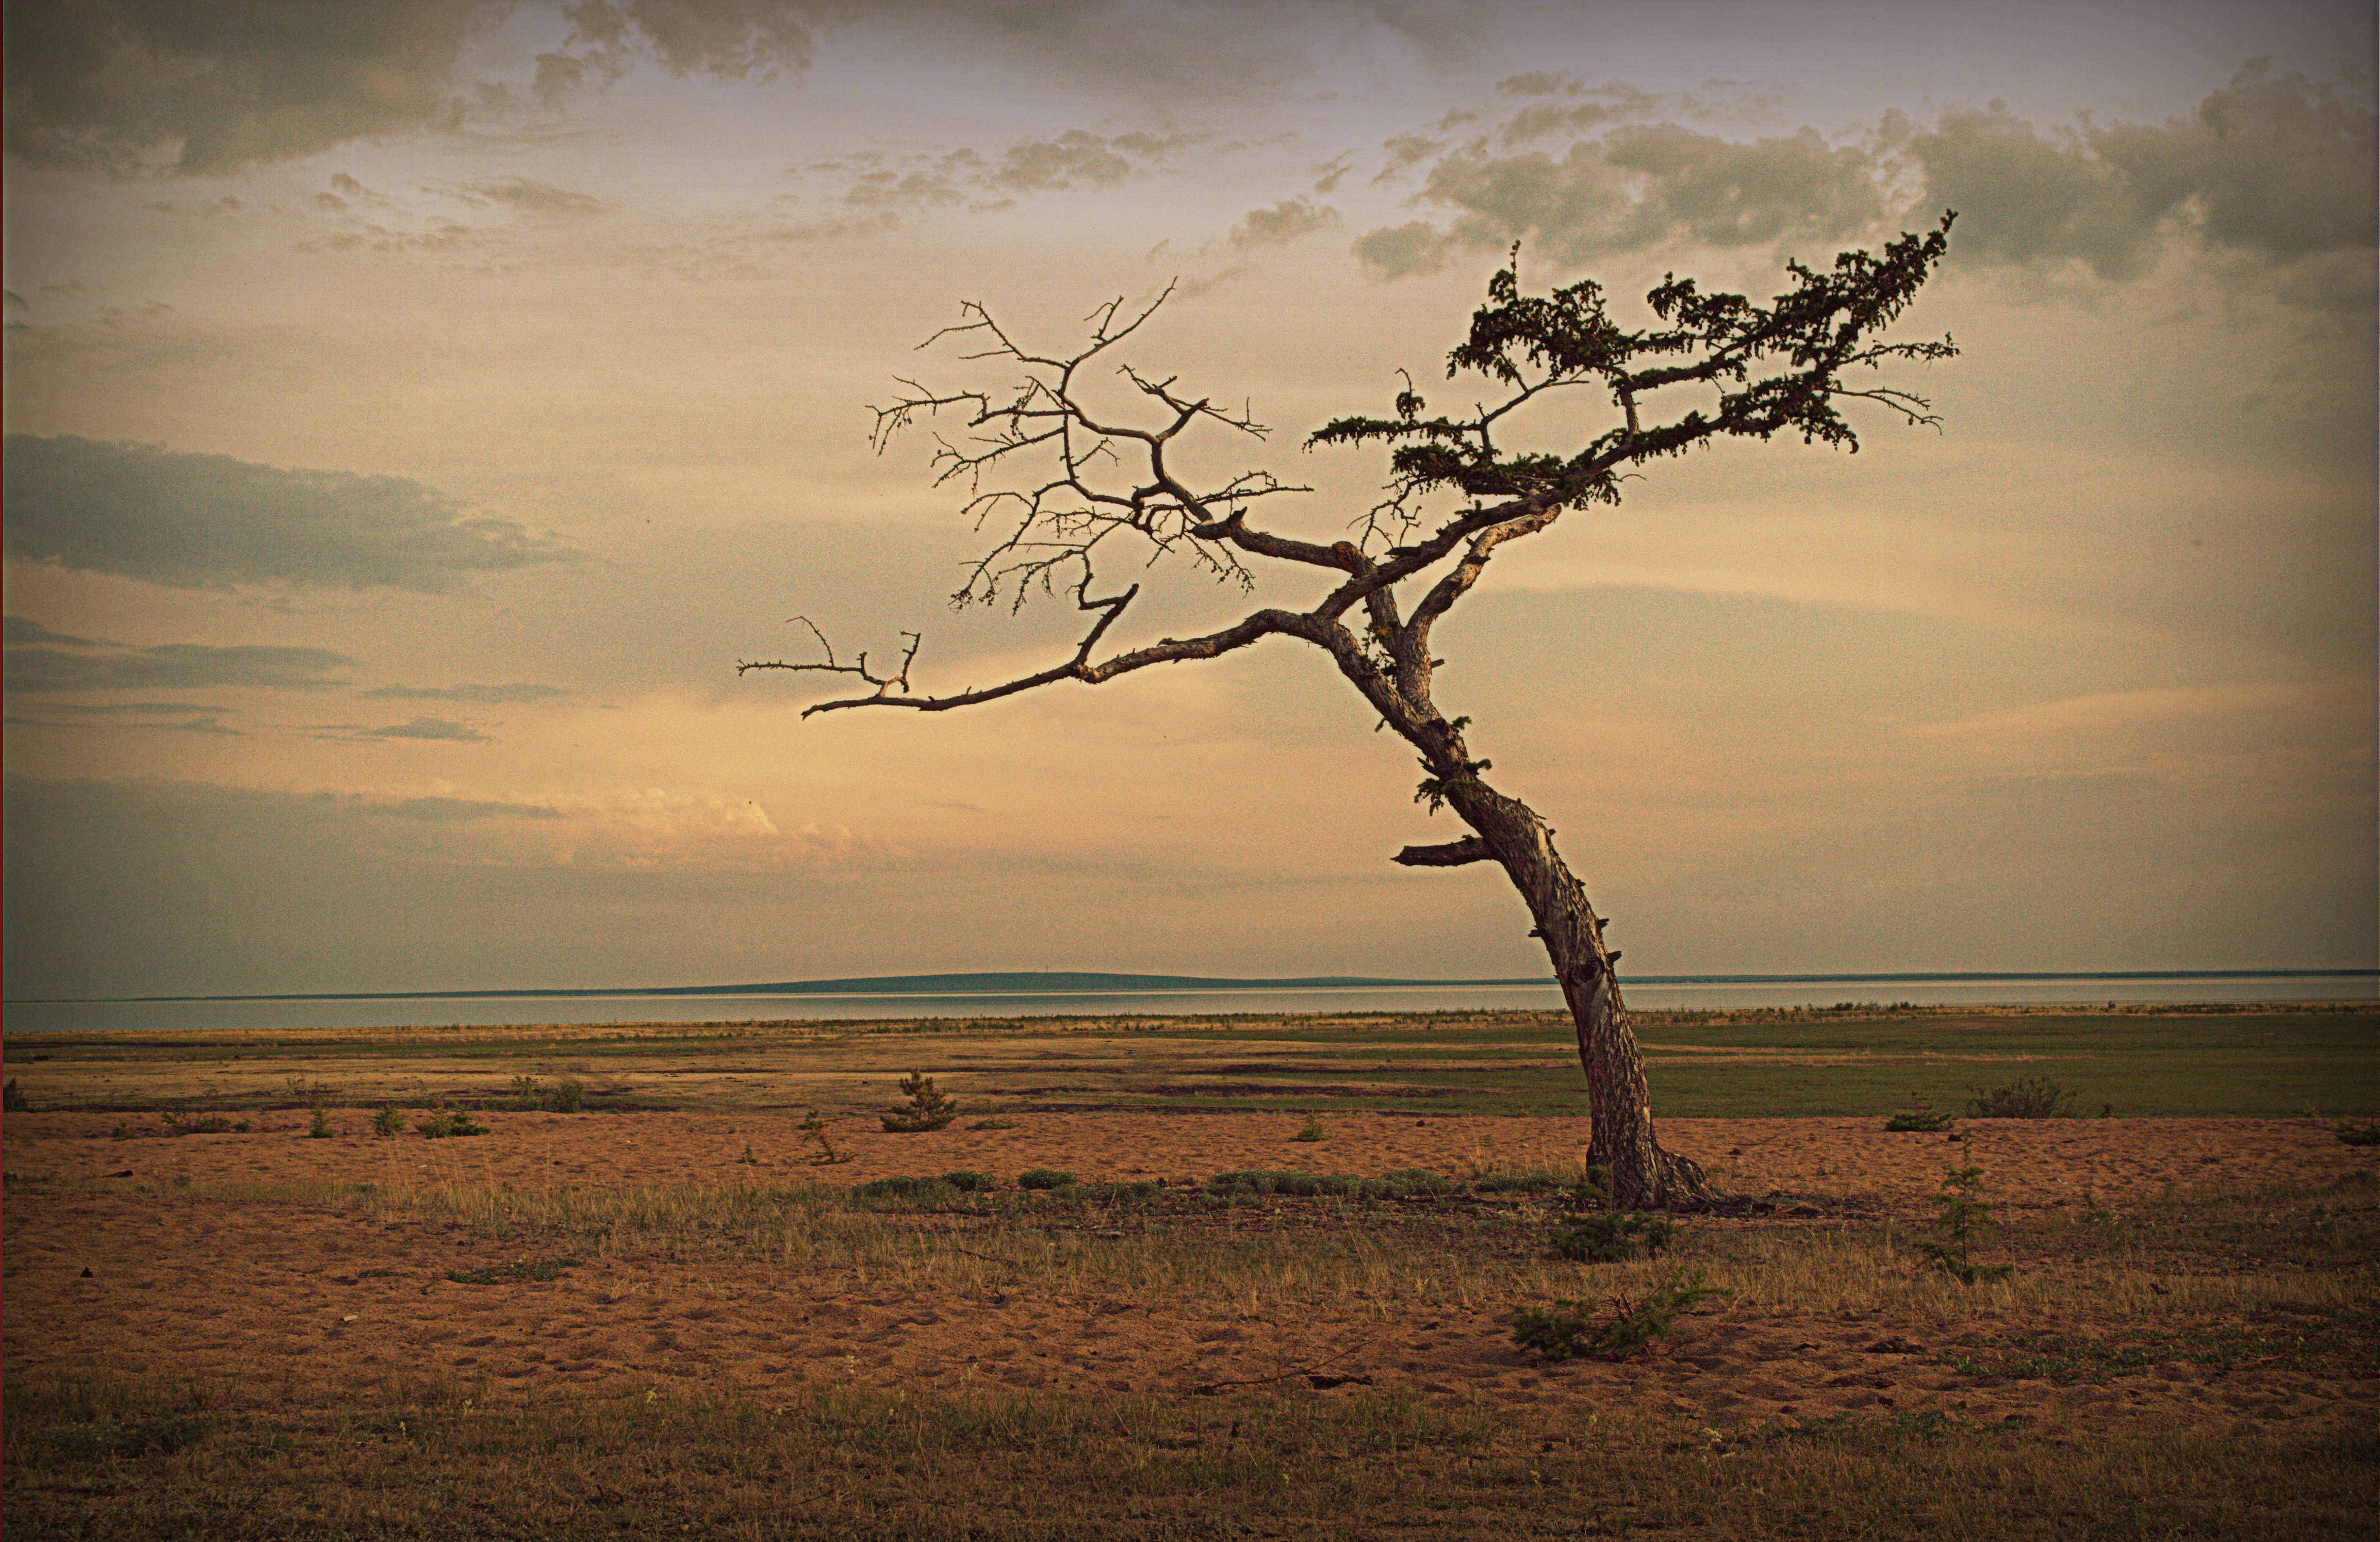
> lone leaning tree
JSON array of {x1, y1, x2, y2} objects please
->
[{"x1": 743, "y1": 215, "x2": 1956, "y2": 1209}]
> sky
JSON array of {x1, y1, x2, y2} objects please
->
[{"x1": 3, "y1": 0, "x2": 2374, "y2": 1000}]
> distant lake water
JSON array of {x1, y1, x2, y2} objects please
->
[{"x1": 5, "y1": 973, "x2": 2372, "y2": 1035}]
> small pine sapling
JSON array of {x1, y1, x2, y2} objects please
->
[
  {"x1": 881, "y1": 1071, "x2": 959, "y2": 1133},
  {"x1": 801, "y1": 1110, "x2": 854, "y2": 1164},
  {"x1": 1884, "y1": 1092, "x2": 1956, "y2": 1132},
  {"x1": 1291, "y1": 1112, "x2": 1330, "y2": 1142},
  {"x1": 1550, "y1": 1210, "x2": 1675, "y2": 1262},
  {"x1": 2336, "y1": 1119, "x2": 2380, "y2": 1147},
  {"x1": 1915, "y1": 1136, "x2": 2012, "y2": 1285},
  {"x1": 307, "y1": 1097, "x2": 335, "y2": 1140},
  {"x1": 1509, "y1": 1269, "x2": 1729, "y2": 1361},
  {"x1": 371, "y1": 1105, "x2": 406, "y2": 1138}
]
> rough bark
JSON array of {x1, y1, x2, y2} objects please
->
[{"x1": 1447, "y1": 783, "x2": 1712, "y2": 1211}]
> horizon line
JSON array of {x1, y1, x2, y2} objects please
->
[{"x1": 10, "y1": 966, "x2": 2377, "y2": 1007}]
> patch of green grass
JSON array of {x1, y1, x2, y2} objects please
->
[{"x1": 445, "y1": 1257, "x2": 580, "y2": 1286}]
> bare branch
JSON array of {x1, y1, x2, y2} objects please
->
[
  {"x1": 736, "y1": 617, "x2": 921, "y2": 696},
  {"x1": 1393, "y1": 836, "x2": 1493, "y2": 867}
]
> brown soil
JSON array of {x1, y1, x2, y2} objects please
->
[{"x1": 7, "y1": 1111, "x2": 2375, "y2": 1445}]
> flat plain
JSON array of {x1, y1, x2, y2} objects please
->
[{"x1": 4, "y1": 1003, "x2": 2376, "y2": 1539}]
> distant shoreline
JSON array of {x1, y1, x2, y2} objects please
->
[{"x1": 9, "y1": 967, "x2": 2376, "y2": 1008}]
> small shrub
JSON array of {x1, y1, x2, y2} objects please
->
[
  {"x1": 3, "y1": 1077, "x2": 27, "y2": 1112},
  {"x1": 1965, "y1": 1075, "x2": 2076, "y2": 1120},
  {"x1": 162, "y1": 1110, "x2": 237, "y2": 1137},
  {"x1": 1509, "y1": 1269, "x2": 1729, "y2": 1361},
  {"x1": 508, "y1": 1075, "x2": 544, "y2": 1110},
  {"x1": 1915, "y1": 1136, "x2": 2012, "y2": 1285},
  {"x1": 1567, "y1": 1166, "x2": 1612, "y2": 1210},
  {"x1": 1017, "y1": 1168, "x2": 1076, "y2": 1191},
  {"x1": 2336, "y1": 1120, "x2": 2380, "y2": 1147},
  {"x1": 548, "y1": 1080, "x2": 584, "y2": 1113},
  {"x1": 882, "y1": 1071, "x2": 959, "y2": 1133},
  {"x1": 736, "y1": 1143, "x2": 760, "y2": 1166},
  {"x1": 1290, "y1": 1112, "x2": 1330, "y2": 1142},
  {"x1": 1472, "y1": 1169, "x2": 1565, "y2": 1194},
  {"x1": 800, "y1": 1110, "x2": 853, "y2": 1165},
  {"x1": 1884, "y1": 1092, "x2": 1956, "y2": 1132},
  {"x1": 1551, "y1": 1210, "x2": 1675, "y2": 1262},
  {"x1": 45, "y1": 1415, "x2": 211, "y2": 1458},
  {"x1": 371, "y1": 1105, "x2": 406, "y2": 1139},
  {"x1": 417, "y1": 1105, "x2": 487, "y2": 1139},
  {"x1": 111, "y1": 1121, "x2": 147, "y2": 1142},
  {"x1": 941, "y1": 1169, "x2": 993, "y2": 1192},
  {"x1": 306, "y1": 1104, "x2": 335, "y2": 1140},
  {"x1": 853, "y1": 1175, "x2": 957, "y2": 1203},
  {"x1": 448, "y1": 1257, "x2": 578, "y2": 1286}
]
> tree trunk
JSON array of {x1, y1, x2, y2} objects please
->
[{"x1": 1452, "y1": 785, "x2": 1712, "y2": 1211}]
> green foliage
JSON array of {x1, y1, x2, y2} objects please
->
[
  {"x1": 306, "y1": 1103, "x2": 336, "y2": 1139},
  {"x1": 1884, "y1": 1092, "x2": 1956, "y2": 1132},
  {"x1": 1290, "y1": 1111, "x2": 1331, "y2": 1142},
  {"x1": 1205, "y1": 1168, "x2": 1464, "y2": 1201},
  {"x1": 3, "y1": 1077, "x2": 27, "y2": 1111},
  {"x1": 1017, "y1": 1168, "x2": 1076, "y2": 1191},
  {"x1": 853, "y1": 1175, "x2": 957, "y2": 1203},
  {"x1": 1469, "y1": 1169, "x2": 1566, "y2": 1193},
  {"x1": 1414, "y1": 758, "x2": 1493, "y2": 814},
  {"x1": 509, "y1": 1075, "x2": 586, "y2": 1113},
  {"x1": 446, "y1": 1257, "x2": 579, "y2": 1286},
  {"x1": 1914, "y1": 1136, "x2": 2012, "y2": 1286},
  {"x1": 1550, "y1": 1211, "x2": 1675, "y2": 1262},
  {"x1": 371, "y1": 1105, "x2": 406, "y2": 1138},
  {"x1": 416, "y1": 1104, "x2": 487, "y2": 1139},
  {"x1": 1308, "y1": 217, "x2": 1958, "y2": 515},
  {"x1": 161, "y1": 1110, "x2": 238, "y2": 1136},
  {"x1": 801, "y1": 1110, "x2": 853, "y2": 1165},
  {"x1": 42, "y1": 1414, "x2": 211, "y2": 1458},
  {"x1": 736, "y1": 1142, "x2": 760, "y2": 1165},
  {"x1": 882, "y1": 1070, "x2": 960, "y2": 1133},
  {"x1": 1509, "y1": 1269, "x2": 1730, "y2": 1361},
  {"x1": 2336, "y1": 1120, "x2": 2380, "y2": 1147},
  {"x1": 940, "y1": 1169, "x2": 993, "y2": 1192},
  {"x1": 1966, "y1": 1075, "x2": 2076, "y2": 1119}
]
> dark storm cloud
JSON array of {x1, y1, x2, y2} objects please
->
[
  {"x1": 2, "y1": 435, "x2": 580, "y2": 594},
  {"x1": 3, "y1": 621, "x2": 353, "y2": 693},
  {"x1": 359, "y1": 682, "x2": 568, "y2": 704}
]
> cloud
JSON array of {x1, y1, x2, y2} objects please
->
[
  {"x1": 358, "y1": 716, "x2": 491, "y2": 742},
  {"x1": 4, "y1": 627, "x2": 352, "y2": 693},
  {"x1": 2, "y1": 435, "x2": 580, "y2": 593},
  {"x1": 1899, "y1": 63, "x2": 2377, "y2": 285},
  {"x1": 4, "y1": 615, "x2": 102, "y2": 647},
  {"x1": 1228, "y1": 197, "x2": 1339, "y2": 248},
  {"x1": 383, "y1": 795, "x2": 562, "y2": 822},
  {"x1": 2, "y1": 0, "x2": 481, "y2": 175},
  {"x1": 460, "y1": 176, "x2": 606, "y2": 217},
  {"x1": 1353, "y1": 61, "x2": 2376, "y2": 307},
  {"x1": 1355, "y1": 122, "x2": 1883, "y2": 276},
  {"x1": 358, "y1": 682, "x2": 568, "y2": 704},
  {"x1": 990, "y1": 130, "x2": 1136, "y2": 192}
]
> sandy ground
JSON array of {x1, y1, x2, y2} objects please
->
[
  {"x1": 6, "y1": 1111, "x2": 2375, "y2": 1443},
  {"x1": 4, "y1": 1108, "x2": 2365, "y2": 1213}
]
